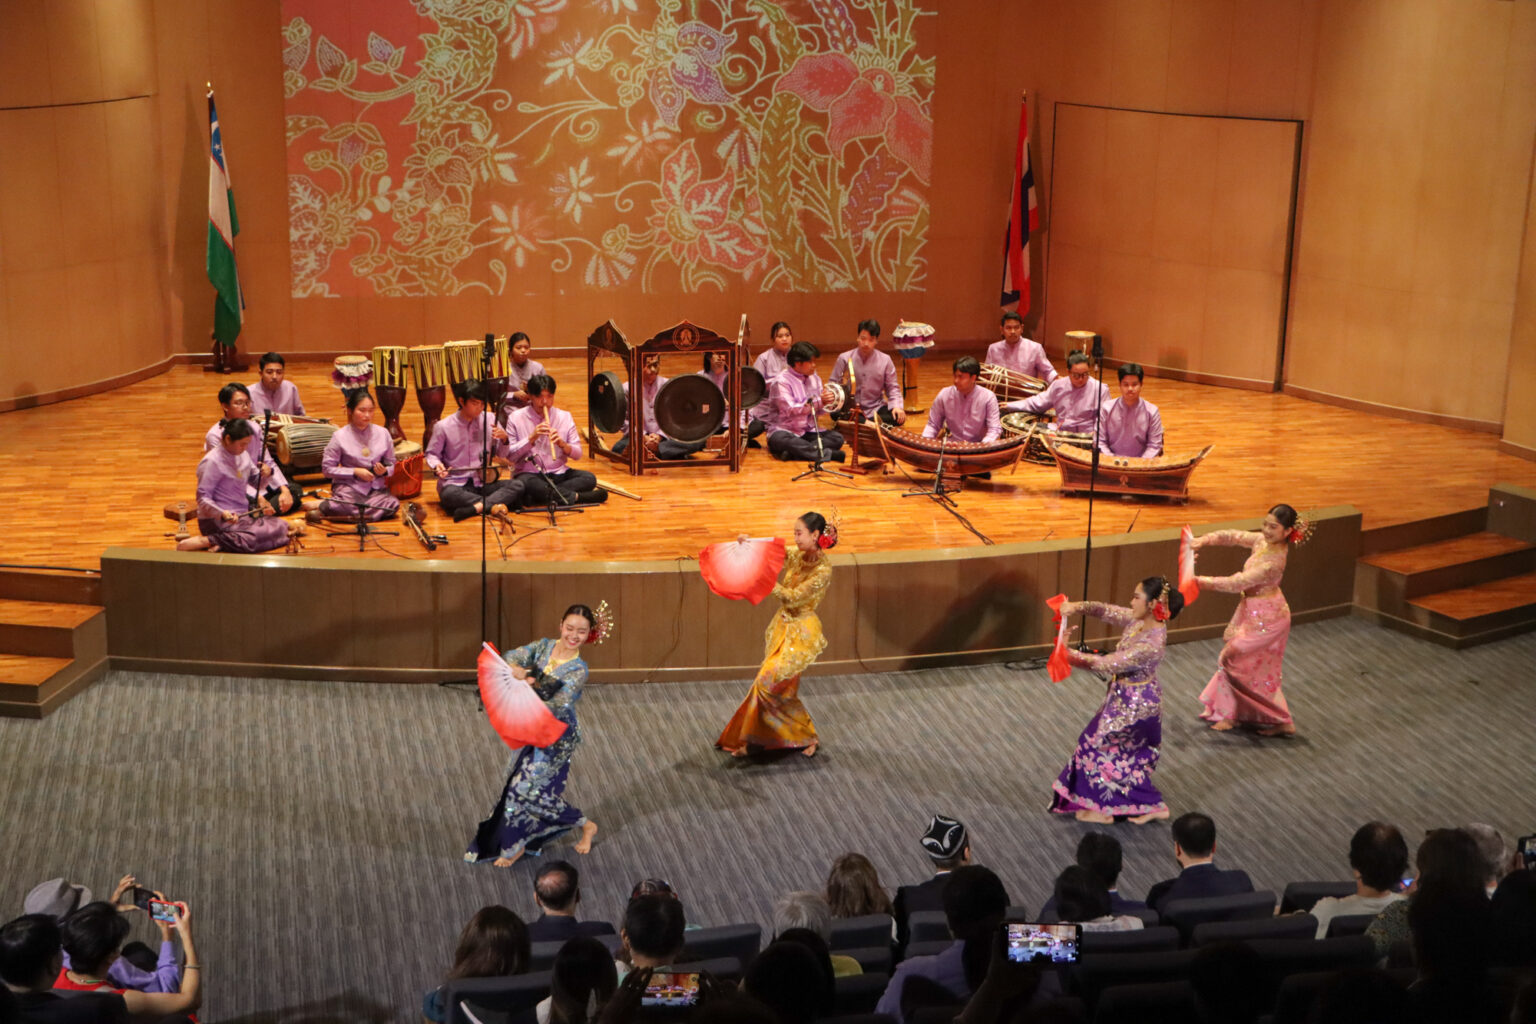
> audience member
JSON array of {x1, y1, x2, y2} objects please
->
[
  {"x1": 618, "y1": 894, "x2": 686, "y2": 976},
  {"x1": 54, "y1": 901, "x2": 201, "y2": 1020},
  {"x1": 1405, "y1": 885, "x2": 1500, "y2": 1023},
  {"x1": 743, "y1": 940, "x2": 831, "y2": 1024},
  {"x1": 23, "y1": 876, "x2": 180, "y2": 993},
  {"x1": 1466, "y1": 822, "x2": 1511, "y2": 894},
  {"x1": 771, "y1": 893, "x2": 860, "y2": 977},
  {"x1": 824, "y1": 852, "x2": 894, "y2": 919},
  {"x1": 1188, "y1": 941, "x2": 1268, "y2": 1024},
  {"x1": 1300, "y1": 967, "x2": 1410, "y2": 1024},
  {"x1": 877, "y1": 865, "x2": 1009, "y2": 1021},
  {"x1": 1308, "y1": 821, "x2": 1408, "y2": 939},
  {"x1": 1491, "y1": 869, "x2": 1536, "y2": 968},
  {"x1": 528, "y1": 861, "x2": 613, "y2": 942},
  {"x1": 895, "y1": 815, "x2": 972, "y2": 948},
  {"x1": 1038, "y1": 833, "x2": 1145, "y2": 918},
  {"x1": 1145, "y1": 812, "x2": 1254, "y2": 914},
  {"x1": 1365, "y1": 827, "x2": 1486, "y2": 963},
  {"x1": 0, "y1": 914, "x2": 128, "y2": 1024},
  {"x1": 1049, "y1": 867, "x2": 1143, "y2": 932},
  {"x1": 422, "y1": 905, "x2": 529, "y2": 1024},
  {"x1": 546, "y1": 936, "x2": 617, "y2": 1024}
]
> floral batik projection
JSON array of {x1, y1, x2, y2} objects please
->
[{"x1": 281, "y1": 0, "x2": 935, "y2": 297}]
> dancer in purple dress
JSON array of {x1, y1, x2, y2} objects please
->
[{"x1": 1049, "y1": 575, "x2": 1184, "y2": 825}]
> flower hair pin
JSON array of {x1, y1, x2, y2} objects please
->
[
  {"x1": 1151, "y1": 582, "x2": 1171, "y2": 622},
  {"x1": 1286, "y1": 516, "x2": 1314, "y2": 546},
  {"x1": 817, "y1": 506, "x2": 843, "y2": 550},
  {"x1": 586, "y1": 599, "x2": 615, "y2": 645}
]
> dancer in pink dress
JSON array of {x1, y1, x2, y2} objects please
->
[{"x1": 1194, "y1": 503, "x2": 1310, "y2": 737}]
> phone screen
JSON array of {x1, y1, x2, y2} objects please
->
[
  {"x1": 1006, "y1": 922, "x2": 1081, "y2": 964},
  {"x1": 129, "y1": 887, "x2": 155, "y2": 912},
  {"x1": 148, "y1": 899, "x2": 178, "y2": 924},
  {"x1": 1520, "y1": 834, "x2": 1536, "y2": 869},
  {"x1": 640, "y1": 972, "x2": 700, "y2": 1007}
]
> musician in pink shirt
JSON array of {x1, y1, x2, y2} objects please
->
[
  {"x1": 830, "y1": 318, "x2": 906, "y2": 426},
  {"x1": 507, "y1": 374, "x2": 606, "y2": 506},
  {"x1": 203, "y1": 382, "x2": 296, "y2": 515},
  {"x1": 747, "y1": 320, "x2": 796, "y2": 446},
  {"x1": 984, "y1": 312, "x2": 1057, "y2": 384},
  {"x1": 179, "y1": 418, "x2": 304, "y2": 553},
  {"x1": 922, "y1": 356, "x2": 1002, "y2": 443},
  {"x1": 1097, "y1": 363, "x2": 1164, "y2": 458},
  {"x1": 249, "y1": 351, "x2": 306, "y2": 417},
  {"x1": 428, "y1": 380, "x2": 522, "y2": 521},
  {"x1": 318, "y1": 390, "x2": 400, "y2": 521},
  {"x1": 613, "y1": 354, "x2": 708, "y2": 459},
  {"x1": 765, "y1": 342, "x2": 846, "y2": 463},
  {"x1": 1008, "y1": 350, "x2": 1110, "y2": 435}
]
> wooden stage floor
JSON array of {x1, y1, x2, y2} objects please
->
[{"x1": 5, "y1": 359, "x2": 1535, "y2": 569}]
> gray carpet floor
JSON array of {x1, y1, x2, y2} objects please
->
[{"x1": 2, "y1": 615, "x2": 1532, "y2": 1022}]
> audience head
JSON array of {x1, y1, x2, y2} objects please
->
[
  {"x1": 535, "y1": 860, "x2": 581, "y2": 914},
  {"x1": 693, "y1": 994, "x2": 780, "y2": 1024},
  {"x1": 823, "y1": 852, "x2": 892, "y2": 918},
  {"x1": 1408, "y1": 884, "x2": 1492, "y2": 980},
  {"x1": 942, "y1": 866, "x2": 1009, "y2": 991},
  {"x1": 1051, "y1": 866, "x2": 1111, "y2": 924},
  {"x1": 622, "y1": 893, "x2": 686, "y2": 967},
  {"x1": 772, "y1": 891, "x2": 832, "y2": 942},
  {"x1": 745, "y1": 937, "x2": 833, "y2": 1024},
  {"x1": 1172, "y1": 812, "x2": 1218, "y2": 863},
  {"x1": 22, "y1": 879, "x2": 90, "y2": 921},
  {"x1": 1348, "y1": 822, "x2": 1408, "y2": 893},
  {"x1": 445, "y1": 905, "x2": 530, "y2": 981},
  {"x1": 1075, "y1": 832, "x2": 1124, "y2": 892},
  {"x1": 548, "y1": 936, "x2": 617, "y2": 1024},
  {"x1": 1464, "y1": 822, "x2": 1508, "y2": 888},
  {"x1": 58, "y1": 902, "x2": 130, "y2": 977},
  {"x1": 630, "y1": 877, "x2": 676, "y2": 900},
  {"x1": 1414, "y1": 827, "x2": 1486, "y2": 894},
  {"x1": 1189, "y1": 940, "x2": 1269, "y2": 1024},
  {"x1": 787, "y1": 341, "x2": 819, "y2": 369},
  {"x1": 1491, "y1": 869, "x2": 1536, "y2": 967},
  {"x1": 0, "y1": 914, "x2": 63, "y2": 992},
  {"x1": 921, "y1": 814, "x2": 971, "y2": 871},
  {"x1": 1305, "y1": 968, "x2": 1412, "y2": 1024}
]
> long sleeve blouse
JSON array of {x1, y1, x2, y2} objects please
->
[{"x1": 1195, "y1": 531, "x2": 1286, "y2": 595}]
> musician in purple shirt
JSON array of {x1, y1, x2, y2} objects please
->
[
  {"x1": 428, "y1": 380, "x2": 521, "y2": 521},
  {"x1": 700, "y1": 351, "x2": 734, "y2": 433},
  {"x1": 1098, "y1": 363, "x2": 1164, "y2": 458},
  {"x1": 764, "y1": 341, "x2": 846, "y2": 462},
  {"x1": 613, "y1": 354, "x2": 708, "y2": 459},
  {"x1": 318, "y1": 390, "x2": 400, "y2": 521},
  {"x1": 830, "y1": 318, "x2": 906, "y2": 426},
  {"x1": 502, "y1": 332, "x2": 546, "y2": 414},
  {"x1": 507, "y1": 374, "x2": 606, "y2": 506},
  {"x1": 180, "y1": 418, "x2": 303, "y2": 553},
  {"x1": 203, "y1": 382, "x2": 297, "y2": 515},
  {"x1": 249, "y1": 351, "x2": 306, "y2": 416},
  {"x1": 747, "y1": 320, "x2": 796, "y2": 446},
  {"x1": 922, "y1": 357, "x2": 1002, "y2": 443},
  {"x1": 1008, "y1": 350, "x2": 1110, "y2": 435},
  {"x1": 985, "y1": 312, "x2": 1057, "y2": 384}
]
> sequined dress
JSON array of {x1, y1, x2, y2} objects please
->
[
  {"x1": 466, "y1": 638, "x2": 588, "y2": 862},
  {"x1": 1195, "y1": 530, "x2": 1293, "y2": 727},
  {"x1": 1049, "y1": 603, "x2": 1170, "y2": 817},
  {"x1": 715, "y1": 546, "x2": 831, "y2": 751}
]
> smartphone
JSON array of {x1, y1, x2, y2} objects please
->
[
  {"x1": 1005, "y1": 922, "x2": 1082, "y2": 965},
  {"x1": 640, "y1": 972, "x2": 700, "y2": 1007},
  {"x1": 148, "y1": 899, "x2": 178, "y2": 924},
  {"x1": 129, "y1": 887, "x2": 156, "y2": 912},
  {"x1": 1520, "y1": 834, "x2": 1536, "y2": 870}
]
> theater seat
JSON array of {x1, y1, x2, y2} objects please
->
[
  {"x1": 680, "y1": 923, "x2": 761, "y2": 967},
  {"x1": 1071, "y1": 950, "x2": 1196, "y2": 1007},
  {"x1": 900, "y1": 939, "x2": 953, "y2": 961},
  {"x1": 830, "y1": 914, "x2": 894, "y2": 950},
  {"x1": 1279, "y1": 881, "x2": 1357, "y2": 914},
  {"x1": 1191, "y1": 913, "x2": 1318, "y2": 946},
  {"x1": 837, "y1": 945, "x2": 892, "y2": 974},
  {"x1": 833, "y1": 973, "x2": 890, "y2": 1015},
  {"x1": 443, "y1": 971, "x2": 550, "y2": 1024},
  {"x1": 1092, "y1": 980, "x2": 1198, "y2": 1024},
  {"x1": 1245, "y1": 935, "x2": 1376, "y2": 978},
  {"x1": 1160, "y1": 891, "x2": 1277, "y2": 941},
  {"x1": 1324, "y1": 913, "x2": 1375, "y2": 938},
  {"x1": 1081, "y1": 926, "x2": 1180, "y2": 955},
  {"x1": 905, "y1": 910, "x2": 950, "y2": 945}
]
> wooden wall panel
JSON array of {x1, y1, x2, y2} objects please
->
[
  {"x1": 1502, "y1": 134, "x2": 1536, "y2": 460},
  {"x1": 1046, "y1": 104, "x2": 1297, "y2": 386}
]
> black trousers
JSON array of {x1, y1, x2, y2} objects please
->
[
  {"x1": 612, "y1": 435, "x2": 707, "y2": 459},
  {"x1": 438, "y1": 478, "x2": 525, "y2": 513},
  {"x1": 767, "y1": 429, "x2": 845, "y2": 462},
  {"x1": 517, "y1": 468, "x2": 600, "y2": 505}
]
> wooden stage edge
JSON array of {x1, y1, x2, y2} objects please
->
[{"x1": 101, "y1": 507, "x2": 1361, "y2": 684}]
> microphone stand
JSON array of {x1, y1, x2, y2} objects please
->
[
  {"x1": 791, "y1": 384, "x2": 853, "y2": 482},
  {"x1": 1077, "y1": 333, "x2": 1106, "y2": 650},
  {"x1": 320, "y1": 494, "x2": 400, "y2": 551}
]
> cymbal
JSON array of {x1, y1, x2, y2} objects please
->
[{"x1": 656, "y1": 375, "x2": 726, "y2": 442}]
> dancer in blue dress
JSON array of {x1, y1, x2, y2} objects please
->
[{"x1": 466, "y1": 603, "x2": 608, "y2": 867}]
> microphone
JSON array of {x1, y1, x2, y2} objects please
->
[{"x1": 483, "y1": 332, "x2": 496, "y2": 365}]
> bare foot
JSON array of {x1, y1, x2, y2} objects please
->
[
  {"x1": 492, "y1": 852, "x2": 523, "y2": 868},
  {"x1": 1256, "y1": 724, "x2": 1296, "y2": 737},
  {"x1": 1209, "y1": 719, "x2": 1235, "y2": 732},
  {"x1": 176, "y1": 536, "x2": 214, "y2": 551},
  {"x1": 803, "y1": 741, "x2": 819, "y2": 758},
  {"x1": 718, "y1": 744, "x2": 748, "y2": 758},
  {"x1": 573, "y1": 821, "x2": 598, "y2": 855},
  {"x1": 1129, "y1": 810, "x2": 1171, "y2": 825},
  {"x1": 1075, "y1": 809, "x2": 1114, "y2": 824}
]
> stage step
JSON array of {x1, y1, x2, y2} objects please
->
[
  {"x1": 0, "y1": 580, "x2": 108, "y2": 718},
  {"x1": 1405, "y1": 573, "x2": 1536, "y2": 647},
  {"x1": 1357, "y1": 532, "x2": 1536, "y2": 599}
]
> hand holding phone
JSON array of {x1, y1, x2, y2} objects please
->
[
  {"x1": 1519, "y1": 834, "x2": 1535, "y2": 870},
  {"x1": 148, "y1": 899, "x2": 179, "y2": 924}
]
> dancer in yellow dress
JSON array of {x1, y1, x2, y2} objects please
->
[{"x1": 716, "y1": 512, "x2": 837, "y2": 758}]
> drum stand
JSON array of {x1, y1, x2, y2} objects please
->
[{"x1": 321, "y1": 496, "x2": 400, "y2": 552}]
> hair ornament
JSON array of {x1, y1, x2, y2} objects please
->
[
  {"x1": 586, "y1": 599, "x2": 615, "y2": 645},
  {"x1": 1286, "y1": 516, "x2": 1314, "y2": 546},
  {"x1": 817, "y1": 506, "x2": 843, "y2": 550},
  {"x1": 1151, "y1": 581, "x2": 1171, "y2": 622}
]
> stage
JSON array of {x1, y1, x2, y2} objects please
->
[{"x1": 4, "y1": 358, "x2": 1534, "y2": 682}]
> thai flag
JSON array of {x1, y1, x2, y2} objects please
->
[{"x1": 1000, "y1": 94, "x2": 1037, "y2": 315}]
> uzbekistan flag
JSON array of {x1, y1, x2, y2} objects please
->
[
  {"x1": 207, "y1": 89, "x2": 244, "y2": 348},
  {"x1": 1000, "y1": 93, "x2": 1037, "y2": 315}
]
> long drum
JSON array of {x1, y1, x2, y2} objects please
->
[
  {"x1": 273, "y1": 422, "x2": 339, "y2": 472},
  {"x1": 979, "y1": 362, "x2": 1046, "y2": 404},
  {"x1": 373, "y1": 346, "x2": 410, "y2": 442},
  {"x1": 483, "y1": 336, "x2": 512, "y2": 409},
  {"x1": 1000, "y1": 411, "x2": 1094, "y2": 465},
  {"x1": 408, "y1": 344, "x2": 447, "y2": 450},
  {"x1": 444, "y1": 340, "x2": 486, "y2": 399}
]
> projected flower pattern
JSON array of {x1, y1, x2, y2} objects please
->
[{"x1": 281, "y1": 0, "x2": 935, "y2": 297}]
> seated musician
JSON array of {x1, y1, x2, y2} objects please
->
[
  {"x1": 503, "y1": 331, "x2": 545, "y2": 414},
  {"x1": 1006, "y1": 350, "x2": 1109, "y2": 435},
  {"x1": 316, "y1": 389, "x2": 400, "y2": 521},
  {"x1": 612, "y1": 354, "x2": 707, "y2": 459},
  {"x1": 700, "y1": 351, "x2": 731, "y2": 433},
  {"x1": 203, "y1": 382, "x2": 298, "y2": 515},
  {"x1": 507, "y1": 374, "x2": 608, "y2": 506},
  {"x1": 428, "y1": 380, "x2": 522, "y2": 522},
  {"x1": 830, "y1": 318, "x2": 906, "y2": 426},
  {"x1": 179, "y1": 417, "x2": 305, "y2": 553},
  {"x1": 986, "y1": 312, "x2": 1057, "y2": 384},
  {"x1": 249, "y1": 351, "x2": 306, "y2": 416},
  {"x1": 923, "y1": 356, "x2": 1002, "y2": 443},
  {"x1": 764, "y1": 341, "x2": 845, "y2": 463},
  {"x1": 1098, "y1": 363, "x2": 1163, "y2": 458},
  {"x1": 747, "y1": 320, "x2": 796, "y2": 446}
]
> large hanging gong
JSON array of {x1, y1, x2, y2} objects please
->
[
  {"x1": 588, "y1": 371, "x2": 628, "y2": 433},
  {"x1": 655, "y1": 375, "x2": 726, "y2": 442}
]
